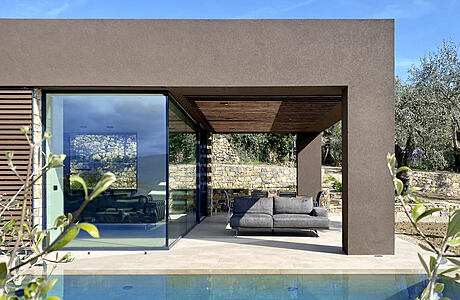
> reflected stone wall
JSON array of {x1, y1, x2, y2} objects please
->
[
  {"x1": 169, "y1": 163, "x2": 296, "y2": 191},
  {"x1": 69, "y1": 134, "x2": 137, "y2": 190}
]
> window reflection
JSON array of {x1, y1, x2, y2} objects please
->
[
  {"x1": 46, "y1": 94, "x2": 167, "y2": 248},
  {"x1": 168, "y1": 99, "x2": 197, "y2": 244}
]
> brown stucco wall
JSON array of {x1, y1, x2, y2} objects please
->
[
  {"x1": 0, "y1": 19, "x2": 392, "y2": 88},
  {"x1": 296, "y1": 133, "x2": 322, "y2": 197},
  {"x1": 0, "y1": 19, "x2": 394, "y2": 254}
]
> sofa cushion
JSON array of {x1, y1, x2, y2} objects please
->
[
  {"x1": 273, "y1": 214, "x2": 329, "y2": 228},
  {"x1": 274, "y1": 196, "x2": 313, "y2": 214},
  {"x1": 311, "y1": 207, "x2": 328, "y2": 218},
  {"x1": 230, "y1": 213, "x2": 273, "y2": 228},
  {"x1": 233, "y1": 197, "x2": 273, "y2": 215}
]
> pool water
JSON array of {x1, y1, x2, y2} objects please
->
[{"x1": 46, "y1": 274, "x2": 460, "y2": 300}]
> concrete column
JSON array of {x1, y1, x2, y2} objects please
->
[
  {"x1": 342, "y1": 87, "x2": 395, "y2": 255},
  {"x1": 296, "y1": 133, "x2": 322, "y2": 198}
]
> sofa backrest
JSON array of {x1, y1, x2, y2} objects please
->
[
  {"x1": 273, "y1": 196, "x2": 313, "y2": 214},
  {"x1": 233, "y1": 197, "x2": 274, "y2": 215}
]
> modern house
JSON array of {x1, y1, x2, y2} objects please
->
[{"x1": 0, "y1": 19, "x2": 394, "y2": 255}]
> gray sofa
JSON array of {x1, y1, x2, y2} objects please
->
[{"x1": 230, "y1": 196, "x2": 329, "y2": 236}]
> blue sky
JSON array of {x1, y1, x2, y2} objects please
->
[{"x1": 1, "y1": 0, "x2": 459, "y2": 80}]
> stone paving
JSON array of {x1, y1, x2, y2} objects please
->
[{"x1": 47, "y1": 215, "x2": 457, "y2": 275}]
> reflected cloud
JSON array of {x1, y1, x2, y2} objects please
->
[{"x1": 55, "y1": 94, "x2": 167, "y2": 156}]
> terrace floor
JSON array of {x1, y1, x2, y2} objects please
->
[{"x1": 49, "y1": 214, "x2": 455, "y2": 275}]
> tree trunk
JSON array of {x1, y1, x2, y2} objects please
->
[
  {"x1": 395, "y1": 135, "x2": 415, "y2": 192},
  {"x1": 451, "y1": 117, "x2": 460, "y2": 172}
]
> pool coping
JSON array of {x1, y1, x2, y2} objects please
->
[{"x1": 40, "y1": 268, "x2": 429, "y2": 275}]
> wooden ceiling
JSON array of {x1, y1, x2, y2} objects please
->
[{"x1": 187, "y1": 96, "x2": 342, "y2": 133}]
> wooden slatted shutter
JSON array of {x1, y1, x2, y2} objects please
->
[{"x1": 0, "y1": 89, "x2": 33, "y2": 224}]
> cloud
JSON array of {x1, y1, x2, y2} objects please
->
[
  {"x1": 395, "y1": 58, "x2": 419, "y2": 68},
  {"x1": 46, "y1": 2, "x2": 70, "y2": 18},
  {"x1": 234, "y1": 0, "x2": 316, "y2": 19},
  {"x1": 372, "y1": 0, "x2": 432, "y2": 19},
  {"x1": 0, "y1": 0, "x2": 81, "y2": 18}
]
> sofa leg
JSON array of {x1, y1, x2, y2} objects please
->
[
  {"x1": 271, "y1": 229, "x2": 275, "y2": 235},
  {"x1": 312, "y1": 229, "x2": 319, "y2": 237},
  {"x1": 234, "y1": 228, "x2": 239, "y2": 237}
]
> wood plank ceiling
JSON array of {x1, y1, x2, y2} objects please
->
[{"x1": 188, "y1": 96, "x2": 342, "y2": 133}]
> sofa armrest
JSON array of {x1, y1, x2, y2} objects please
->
[{"x1": 311, "y1": 207, "x2": 328, "y2": 217}]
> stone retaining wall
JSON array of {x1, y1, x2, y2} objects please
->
[
  {"x1": 169, "y1": 163, "x2": 460, "y2": 214},
  {"x1": 409, "y1": 170, "x2": 460, "y2": 200},
  {"x1": 169, "y1": 163, "x2": 297, "y2": 190}
]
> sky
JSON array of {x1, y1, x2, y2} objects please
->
[{"x1": 0, "y1": 0, "x2": 459, "y2": 80}]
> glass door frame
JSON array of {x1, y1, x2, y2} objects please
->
[
  {"x1": 166, "y1": 93, "x2": 207, "y2": 248},
  {"x1": 42, "y1": 90, "x2": 170, "y2": 250}
]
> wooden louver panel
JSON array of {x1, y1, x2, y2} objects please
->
[{"x1": 0, "y1": 90, "x2": 33, "y2": 223}]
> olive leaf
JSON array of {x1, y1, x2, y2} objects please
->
[
  {"x1": 447, "y1": 210, "x2": 460, "y2": 238},
  {"x1": 70, "y1": 175, "x2": 88, "y2": 200},
  {"x1": 403, "y1": 186, "x2": 421, "y2": 196},
  {"x1": 38, "y1": 278, "x2": 58, "y2": 297},
  {"x1": 47, "y1": 154, "x2": 66, "y2": 169},
  {"x1": 24, "y1": 281, "x2": 39, "y2": 299},
  {"x1": 418, "y1": 243, "x2": 435, "y2": 253},
  {"x1": 447, "y1": 258, "x2": 460, "y2": 266},
  {"x1": 416, "y1": 207, "x2": 444, "y2": 223},
  {"x1": 430, "y1": 256, "x2": 436, "y2": 273},
  {"x1": 396, "y1": 166, "x2": 411, "y2": 174},
  {"x1": 394, "y1": 178, "x2": 404, "y2": 196},
  {"x1": 433, "y1": 282, "x2": 444, "y2": 293},
  {"x1": 48, "y1": 225, "x2": 80, "y2": 252},
  {"x1": 418, "y1": 253, "x2": 430, "y2": 275},
  {"x1": 411, "y1": 205, "x2": 426, "y2": 222},
  {"x1": 447, "y1": 236, "x2": 460, "y2": 247},
  {"x1": 0, "y1": 262, "x2": 8, "y2": 286},
  {"x1": 440, "y1": 266, "x2": 460, "y2": 275},
  {"x1": 78, "y1": 223, "x2": 99, "y2": 239},
  {"x1": 88, "y1": 172, "x2": 116, "y2": 201}
]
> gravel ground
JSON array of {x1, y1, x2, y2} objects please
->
[{"x1": 396, "y1": 221, "x2": 460, "y2": 255}]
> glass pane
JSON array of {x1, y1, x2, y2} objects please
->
[
  {"x1": 45, "y1": 93, "x2": 167, "y2": 249},
  {"x1": 168, "y1": 99, "x2": 197, "y2": 244}
]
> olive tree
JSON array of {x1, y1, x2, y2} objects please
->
[
  {"x1": 321, "y1": 122, "x2": 342, "y2": 166},
  {"x1": 406, "y1": 39, "x2": 460, "y2": 171},
  {"x1": 388, "y1": 153, "x2": 460, "y2": 300},
  {"x1": 0, "y1": 126, "x2": 116, "y2": 300}
]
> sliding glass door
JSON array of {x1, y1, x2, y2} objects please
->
[
  {"x1": 167, "y1": 98, "x2": 198, "y2": 245},
  {"x1": 45, "y1": 93, "x2": 167, "y2": 249}
]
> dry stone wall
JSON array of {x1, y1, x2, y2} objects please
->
[
  {"x1": 409, "y1": 170, "x2": 460, "y2": 200},
  {"x1": 169, "y1": 163, "x2": 297, "y2": 208},
  {"x1": 211, "y1": 136, "x2": 240, "y2": 164}
]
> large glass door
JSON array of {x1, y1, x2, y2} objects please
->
[
  {"x1": 45, "y1": 93, "x2": 167, "y2": 249},
  {"x1": 167, "y1": 98, "x2": 198, "y2": 245},
  {"x1": 197, "y1": 131, "x2": 209, "y2": 221}
]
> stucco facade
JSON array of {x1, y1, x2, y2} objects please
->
[{"x1": 0, "y1": 19, "x2": 394, "y2": 254}]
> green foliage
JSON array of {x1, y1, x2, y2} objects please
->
[
  {"x1": 322, "y1": 122, "x2": 342, "y2": 166},
  {"x1": 387, "y1": 153, "x2": 460, "y2": 299},
  {"x1": 323, "y1": 176, "x2": 342, "y2": 192},
  {"x1": 169, "y1": 133, "x2": 196, "y2": 164},
  {"x1": 396, "y1": 39, "x2": 460, "y2": 171},
  {"x1": 47, "y1": 225, "x2": 80, "y2": 252},
  {"x1": 222, "y1": 133, "x2": 294, "y2": 164},
  {"x1": 0, "y1": 127, "x2": 115, "y2": 300}
]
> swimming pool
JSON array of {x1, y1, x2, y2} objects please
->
[{"x1": 45, "y1": 274, "x2": 460, "y2": 299}]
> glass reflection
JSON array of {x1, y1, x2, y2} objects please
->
[
  {"x1": 168, "y1": 99, "x2": 197, "y2": 244},
  {"x1": 45, "y1": 93, "x2": 167, "y2": 248}
]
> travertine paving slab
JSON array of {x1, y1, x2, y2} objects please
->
[{"x1": 46, "y1": 215, "x2": 455, "y2": 275}]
